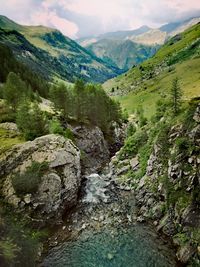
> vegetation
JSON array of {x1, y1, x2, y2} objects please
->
[
  {"x1": 0, "y1": 16, "x2": 121, "y2": 84},
  {"x1": 16, "y1": 100, "x2": 48, "y2": 140},
  {"x1": 0, "y1": 207, "x2": 47, "y2": 267},
  {"x1": 0, "y1": 128, "x2": 24, "y2": 157},
  {"x1": 11, "y1": 161, "x2": 48, "y2": 196},
  {"x1": 50, "y1": 80, "x2": 123, "y2": 134},
  {"x1": 0, "y1": 43, "x2": 49, "y2": 98},
  {"x1": 104, "y1": 23, "x2": 200, "y2": 118},
  {"x1": 170, "y1": 77, "x2": 182, "y2": 115}
]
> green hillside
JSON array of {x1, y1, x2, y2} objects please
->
[
  {"x1": 104, "y1": 23, "x2": 200, "y2": 117},
  {"x1": 0, "y1": 15, "x2": 121, "y2": 83},
  {"x1": 87, "y1": 39, "x2": 158, "y2": 71}
]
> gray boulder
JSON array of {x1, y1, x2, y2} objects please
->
[
  {"x1": 0, "y1": 134, "x2": 81, "y2": 224},
  {"x1": 73, "y1": 125, "x2": 110, "y2": 174}
]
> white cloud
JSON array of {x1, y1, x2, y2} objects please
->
[
  {"x1": 0, "y1": 0, "x2": 199, "y2": 37},
  {"x1": 30, "y1": 9, "x2": 79, "y2": 38}
]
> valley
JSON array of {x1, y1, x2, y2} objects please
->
[{"x1": 0, "y1": 11, "x2": 199, "y2": 267}]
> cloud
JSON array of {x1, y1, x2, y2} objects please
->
[
  {"x1": 0, "y1": 0, "x2": 199, "y2": 38},
  {"x1": 30, "y1": 10, "x2": 79, "y2": 38}
]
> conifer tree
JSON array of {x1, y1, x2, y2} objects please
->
[
  {"x1": 170, "y1": 77, "x2": 182, "y2": 115},
  {"x1": 3, "y1": 72, "x2": 26, "y2": 111}
]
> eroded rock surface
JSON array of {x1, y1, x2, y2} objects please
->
[{"x1": 0, "y1": 134, "x2": 81, "y2": 224}]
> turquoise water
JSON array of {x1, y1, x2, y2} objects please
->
[{"x1": 42, "y1": 225, "x2": 177, "y2": 267}]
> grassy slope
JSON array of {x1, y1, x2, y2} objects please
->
[
  {"x1": 0, "y1": 128, "x2": 24, "y2": 157},
  {"x1": 117, "y1": 57, "x2": 200, "y2": 118},
  {"x1": 104, "y1": 23, "x2": 200, "y2": 117},
  {"x1": 0, "y1": 16, "x2": 121, "y2": 83}
]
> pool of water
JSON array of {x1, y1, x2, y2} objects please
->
[{"x1": 42, "y1": 224, "x2": 177, "y2": 267}]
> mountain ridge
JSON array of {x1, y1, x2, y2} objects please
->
[{"x1": 0, "y1": 15, "x2": 122, "y2": 83}]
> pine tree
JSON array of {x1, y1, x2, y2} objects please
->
[
  {"x1": 3, "y1": 72, "x2": 26, "y2": 111},
  {"x1": 170, "y1": 77, "x2": 182, "y2": 115},
  {"x1": 16, "y1": 100, "x2": 47, "y2": 140}
]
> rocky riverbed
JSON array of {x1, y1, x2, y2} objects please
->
[{"x1": 40, "y1": 171, "x2": 179, "y2": 267}]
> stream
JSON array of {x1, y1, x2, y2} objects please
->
[{"x1": 41, "y1": 172, "x2": 178, "y2": 267}]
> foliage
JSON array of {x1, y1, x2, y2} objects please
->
[
  {"x1": 0, "y1": 207, "x2": 46, "y2": 267},
  {"x1": 0, "y1": 43, "x2": 49, "y2": 98},
  {"x1": 126, "y1": 123, "x2": 136, "y2": 137},
  {"x1": 119, "y1": 129, "x2": 148, "y2": 159},
  {"x1": 16, "y1": 100, "x2": 48, "y2": 140},
  {"x1": 49, "y1": 119, "x2": 66, "y2": 136},
  {"x1": 65, "y1": 128, "x2": 74, "y2": 141},
  {"x1": 11, "y1": 161, "x2": 48, "y2": 196},
  {"x1": 170, "y1": 77, "x2": 182, "y2": 115},
  {"x1": 136, "y1": 106, "x2": 147, "y2": 127},
  {"x1": 3, "y1": 72, "x2": 26, "y2": 111},
  {"x1": 0, "y1": 128, "x2": 24, "y2": 157},
  {"x1": 50, "y1": 80, "x2": 123, "y2": 134},
  {"x1": 0, "y1": 238, "x2": 19, "y2": 265}
]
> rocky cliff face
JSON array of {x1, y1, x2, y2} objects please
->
[
  {"x1": 109, "y1": 103, "x2": 200, "y2": 265},
  {"x1": 0, "y1": 134, "x2": 81, "y2": 225},
  {"x1": 72, "y1": 125, "x2": 110, "y2": 174}
]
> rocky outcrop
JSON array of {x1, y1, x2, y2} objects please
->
[
  {"x1": 0, "y1": 134, "x2": 81, "y2": 225},
  {"x1": 109, "y1": 103, "x2": 200, "y2": 265},
  {"x1": 72, "y1": 125, "x2": 110, "y2": 174}
]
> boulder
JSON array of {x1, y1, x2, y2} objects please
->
[
  {"x1": 0, "y1": 134, "x2": 81, "y2": 224},
  {"x1": 73, "y1": 125, "x2": 110, "y2": 174},
  {"x1": 130, "y1": 156, "x2": 139, "y2": 170},
  {"x1": 176, "y1": 243, "x2": 196, "y2": 264}
]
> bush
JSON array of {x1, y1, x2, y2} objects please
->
[
  {"x1": 49, "y1": 119, "x2": 65, "y2": 136},
  {"x1": 11, "y1": 161, "x2": 48, "y2": 196},
  {"x1": 126, "y1": 123, "x2": 136, "y2": 137},
  {"x1": 65, "y1": 128, "x2": 74, "y2": 141},
  {"x1": 16, "y1": 100, "x2": 48, "y2": 140},
  {"x1": 176, "y1": 137, "x2": 192, "y2": 153},
  {"x1": 119, "y1": 129, "x2": 148, "y2": 159}
]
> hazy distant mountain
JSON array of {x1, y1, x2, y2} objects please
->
[
  {"x1": 86, "y1": 39, "x2": 158, "y2": 71},
  {"x1": 77, "y1": 17, "x2": 200, "y2": 72},
  {"x1": 0, "y1": 15, "x2": 121, "y2": 83}
]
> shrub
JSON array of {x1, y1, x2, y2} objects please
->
[
  {"x1": 119, "y1": 129, "x2": 148, "y2": 159},
  {"x1": 16, "y1": 100, "x2": 48, "y2": 140},
  {"x1": 176, "y1": 137, "x2": 192, "y2": 153},
  {"x1": 11, "y1": 161, "x2": 48, "y2": 196},
  {"x1": 65, "y1": 128, "x2": 74, "y2": 141},
  {"x1": 0, "y1": 238, "x2": 19, "y2": 265},
  {"x1": 126, "y1": 123, "x2": 136, "y2": 137},
  {"x1": 49, "y1": 119, "x2": 65, "y2": 136}
]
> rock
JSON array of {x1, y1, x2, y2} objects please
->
[
  {"x1": 73, "y1": 125, "x2": 110, "y2": 174},
  {"x1": 107, "y1": 253, "x2": 114, "y2": 260},
  {"x1": 137, "y1": 176, "x2": 147, "y2": 189},
  {"x1": 0, "y1": 122, "x2": 19, "y2": 133},
  {"x1": 151, "y1": 203, "x2": 164, "y2": 220},
  {"x1": 24, "y1": 194, "x2": 31, "y2": 204},
  {"x1": 130, "y1": 156, "x2": 139, "y2": 170},
  {"x1": 176, "y1": 243, "x2": 196, "y2": 264},
  {"x1": 0, "y1": 134, "x2": 81, "y2": 224},
  {"x1": 116, "y1": 165, "x2": 130, "y2": 176},
  {"x1": 157, "y1": 214, "x2": 176, "y2": 236},
  {"x1": 137, "y1": 216, "x2": 145, "y2": 222},
  {"x1": 182, "y1": 205, "x2": 200, "y2": 228},
  {"x1": 193, "y1": 104, "x2": 200, "y2": 122}
]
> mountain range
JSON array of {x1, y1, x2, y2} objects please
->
[
  {"x1": 103, "y1": 22, "x2": 200, "y2": 117},
  {"x1": 78, "y1": 17, "x2": 200, "y2": 71},
  {"x1": 0, "y1": 15, "x2": 199, "y2": 84},
  {"x1": 0, "y1": 15, "x2": 122, "y2": 83}
]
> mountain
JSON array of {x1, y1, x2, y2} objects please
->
[
  {"x1": 103, "y1": 22, "x2": 200, "y2": 117},
  {"x1": 78, "y1": 26, "x2": 158, "y2": 71},
  {"x1": 0, "y1": 15, "x2": 121, "y2": 83},
  {"x1": 78, "y1": 17, "x2": 200, "y2": 72},
  {"x1": 86, "y1": 39, "x2": 158, "y2": 71}
]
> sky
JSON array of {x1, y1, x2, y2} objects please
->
[{"x1": 0, "y1": 0, "x2": 200, "y2": 39}]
